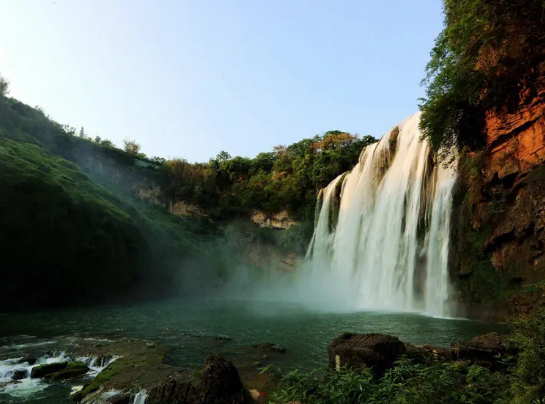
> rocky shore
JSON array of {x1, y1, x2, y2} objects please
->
[{"x1": 0, "y1": 330, "x2": 520, "y2": 404}]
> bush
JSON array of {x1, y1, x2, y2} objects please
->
[{"x1": 267, "y1": 358, "x2": 508, "y2": 404}]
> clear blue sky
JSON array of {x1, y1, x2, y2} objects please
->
[{"x1": 0, "y1": 0, "x2": 443, "y2": 162}]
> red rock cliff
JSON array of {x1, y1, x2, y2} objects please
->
[{"x1": 467, "y1": 70, "x2": 545, "y2": 317}]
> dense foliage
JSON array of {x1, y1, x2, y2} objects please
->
[
  {"x1": 165, "y1": 132, "x2": 376, "y2": 221},
  {"x1": 266, "y1": 310, "x2": 545, "y2": 404},
  {"x1": 420, "y1": 0, "x2": 545, "y2": 157}
]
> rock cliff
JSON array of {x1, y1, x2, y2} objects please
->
[{"x1": 453, "y1": 66, "x2": 545, "y2": 319}]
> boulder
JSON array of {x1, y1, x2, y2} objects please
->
[
  {"x1": 30, "y1": 362, "x2": 68, "y2": 378},
  {"x1": 147, "y1": 378, "x2": 198, "y2": 404},
  {"x1": 451, "y1": 332, "x2": 514, "y2": 368},
  {"x1": 199, "y1": 354, "x2": 250, "y2": 404},
  {"x1": 45, "y1": 362, "x2": 89, "y2": 380},
  {"x1": 328, "y1": 333, "x2": 406, "y2": 376},
  {"x1": 21, "y1": 356, "x2": 37, "y2": 365},
  {"x1": 148, "y1": 355, "x2": 250, "y2": 404},
  {"x1": 12, "y1": 370, "x2": 27, "y2": 380}
]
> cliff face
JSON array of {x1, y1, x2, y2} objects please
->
[{"x1": 455, "y1": 70, "x2": 545, "y2": 319}]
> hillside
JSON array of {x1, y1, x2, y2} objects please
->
[{"x1": 0, "y1": 96, "x2": 222, "y2": 309}]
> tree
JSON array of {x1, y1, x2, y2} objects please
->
[
  {"x1": 94, "y1": 136, "x2": 102, "y2": 143},
  {"x1": 123, "y1": 139, "x2": 141, "y2": 156},
  {"x1": 79, "y1": 126, "x2": 86, "y2": 138},
  {"x1": 216, "y1": 150, "x2": 231, "y2": 162},
  {"x1": 0, "y1": 74, "x2": 9, "y2": 97}
]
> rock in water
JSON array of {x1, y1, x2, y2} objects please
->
[
  {"x1": 12, "y1": 370, "x2": 27, "y2": 380},
  {"x1": 46, "y1": 362, "x2": 90, "y2": 380},
  {"x1": 328, "y1": 333, "x2": 406, "y2": 376},
  {"x1": 30, "y1": 362, "x2": 68, "y2": 378}
]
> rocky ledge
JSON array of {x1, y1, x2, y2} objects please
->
[{"x1": 328, "y1": 332, "x2": 515, "y2": 376}]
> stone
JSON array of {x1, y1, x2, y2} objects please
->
[
  {"x1": 451, "y1": 332, "x2": 514, "y2": 368},
  {"x1": 45, "y1": 362, "x2": 89, "y2": 380},
  {"x1": 21, "y1": 356, "x2": 37, "y2": 365},
  {"x1": 12, "y1": 370, "x2": 27, "y2": 380},
  {"x1": 199, "y1": 354, "x2": 250, "y2": 404},
  {"x1": 148, "y1": 355, "x2": 250, "y2": 404},
  {"x1": 30, "y1": 362, "x2": 68, "y2": 378},
  {"x1": 328, "y1": 333, "x2": 406, "y2": 376},
  {"x1": 147, "y1": 378, "x2": 198, "y2": 404}
]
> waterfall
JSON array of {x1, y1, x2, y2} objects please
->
[{"x1": 306, "y1": 113, "x2": 456, "y2": 317}]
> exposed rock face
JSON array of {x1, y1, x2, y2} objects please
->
[
  {"x1": 251, "y1": 210, "x2": 297, "y2": 230},
  {"x1": 147, "y1": 378, "x2": 198, "y2": 404},
  {"x1": 327, "y1": 333, "x2": 406, "y2": 376},
  {"x1": 453, "y1": 69, "x2": 545, "y2": 319},
  {"x1": 147, "y1": 355, "x2": 250, "y2": 404}
]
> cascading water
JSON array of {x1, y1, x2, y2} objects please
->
[{"x1": 306, "y1": 113, "x2": 456, "y2": 317}]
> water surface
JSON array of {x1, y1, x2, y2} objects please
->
[{"x1": 0, "y1": 298, "x2": 502, "y2": 403}]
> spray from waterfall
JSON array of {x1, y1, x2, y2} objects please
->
[{"x1": 305, "y1": 113, "x2": 456, "y2": 317}]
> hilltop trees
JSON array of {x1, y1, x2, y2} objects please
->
[
  {"x1": 0, "y1": 73, "x2": 9, "y2": 97},
  {"x1": 165, "y1": 131, "x2": 376, "y2": 221},
  {"x1": 123, "y1": 138, "x2": 141, "y2": 156}
]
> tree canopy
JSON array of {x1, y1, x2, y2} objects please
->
[{"x1": 420, "y1": 0, "x2": 545, "y2": 157}]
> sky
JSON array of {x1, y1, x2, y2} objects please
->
[{"x1": 0, "y1": 0, "x2": 444, "y2": 163}]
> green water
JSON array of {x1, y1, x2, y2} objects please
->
[{"x1": 0, "y1": 298, "x2": 502, "y2": 403}]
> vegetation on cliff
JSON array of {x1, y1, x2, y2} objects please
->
[
  {"x1": 420, "y1": 0, "x2": 545, "y2": 156},
  {"x1": 165, "y1": 132, "x2": 376, "y2": 222}
]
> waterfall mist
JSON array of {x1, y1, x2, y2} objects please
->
[
  {"x1": 297, "y1": 113, "x2": 457, "y2": 317},
  {"x1": 176, "y1": 114, "x2": 457, "y2": 318}
]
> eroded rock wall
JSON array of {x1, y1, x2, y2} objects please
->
[{"x1": 453, "y1": 70, "x2": 545, "y2": 319}]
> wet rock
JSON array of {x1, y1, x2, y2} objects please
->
[
  {"x1": 451, "y1": 332, "x2": 514, "y2": 368},
  {"x1": 45, "y1": 362, "x2": 89, "y2": 380},
  {"x1": 148, "y1": 355, "x2": 250, "y2": 404},
  {"x1": 148, "y1": 377, "x2": 199, "y2": 404},
  {"x1": 328, "y1": 333, "x2": 406, "y2": 377},
  {"x1": 200, "y1": 354, "x2": 250, "y2": 404},
  {"x1": 30, "y1": 362, "x2": 68, "y2": 378},
  {"x1": 109, "y1": 394, "x2": 131, "y2": 404},
  {"x1": 21, "y1": 356, "x2": 37, "y2": 365},
  {"x1": 12, "y1": 370, "x2": 27, "y2": 380},
  {"x1": 252, "y1": 343, "x2": 286, "y2": 353}
]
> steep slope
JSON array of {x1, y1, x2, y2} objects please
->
[{"x1": 452, "y1": 67, "x2": 545, "y2": 319}]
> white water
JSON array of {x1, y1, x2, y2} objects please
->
[
  {"x1": 0, "y1": 351, "x2": 117, "y2": 399},
  {"x1": 306, "y1": 113, "x2": 456, "y2": 317},
  {"x1": 131, "y1": 390, "x2": 148, "y2": 404}
]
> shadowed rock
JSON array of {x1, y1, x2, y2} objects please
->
[
  {"x1": 148, "y1": 355, "x2": 250, "y2": 404},
  {"x1": 328, "y1": 333, "x2": 406, "y2": 376},
  {"x1": 451, "y1": 332, "x2": 515, "y2": 368},
  {"x1": 30, "y1": 362, "x2": 68, "y2": 378}
]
